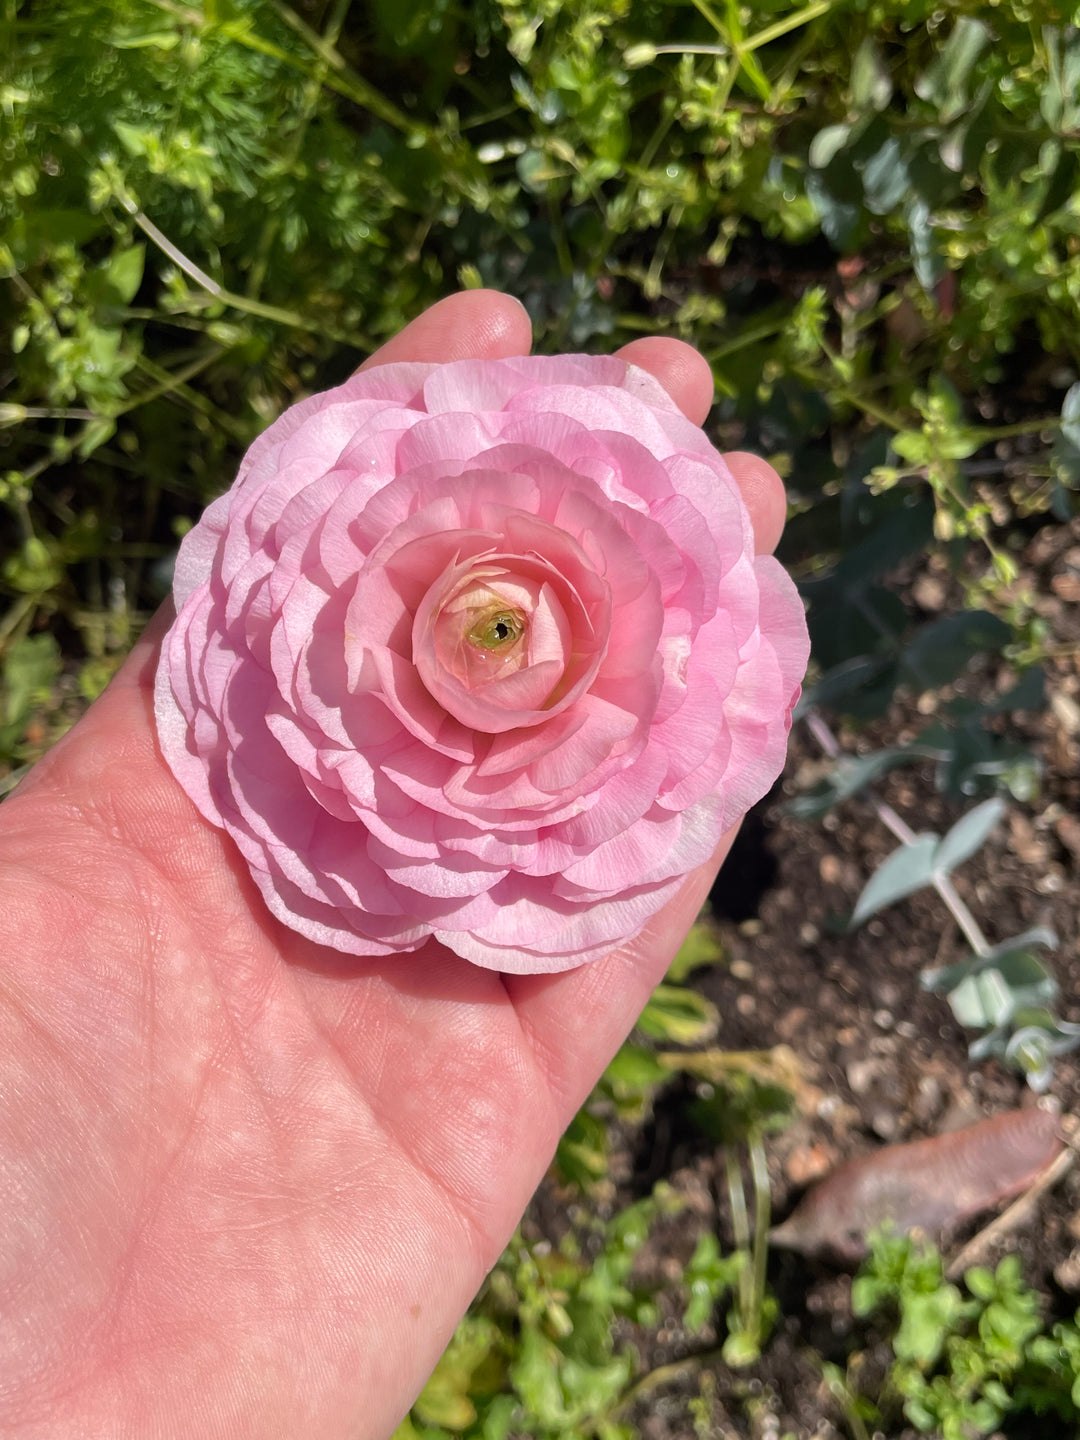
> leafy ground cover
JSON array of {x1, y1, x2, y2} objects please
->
[{"x1": 4, "y1": 0, "x2": 1080, "y2": 1434}]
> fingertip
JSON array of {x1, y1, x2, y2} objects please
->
[
  {"x1": 469, "y1": 289, "x2": 534, "y2": 358},
  {"x1": 614, "y1": 336, "x2": 714, "y2": 425},
  {"x1": 724, "y1": 452, "x2": 788, "y2": 555},
  {"x1": 359, "y1": 289, "x2": 533, "y2": 370}
]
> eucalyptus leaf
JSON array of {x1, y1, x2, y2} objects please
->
[
  {"x1": 794, "y1": 656, "x2": 895, "y2": 717},
  {"x1": 1006, "y1": 1029, "x2": 1054, "y2": 1091},
  {"x1": 933, "y1": 797, "x2": 1005, "y2": 875},
  {"x1": 948, "y1": 970, "x2": 1011, "y2": 1028},
  {"x1": 901, "y1": 611, "x2": 1010, "y2": 690},
  {"x1": 831, "y1": 497, "x2": 936, "y2": 590},
  {"x1": 946, "y1": 666, "x2": 1045, "y2": 718},
  {"x1": 804, "y1": 171, "x2": 863, "y2": 249},
  {"x1": 921, "y1": 925, "x2": 1057, "y2": 991},
  {"x1": 850, "y1": 834, "x2": 938, "y2": 926},
  {"x1": 787, "y1": 747, "x2": 908, "y2": 820},
  {"x1": 947, "y1": 958, "x2": 1058, "y2": 1030}
]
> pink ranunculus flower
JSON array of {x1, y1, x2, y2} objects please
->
[{"x1": 155, "y1": 355, "x2": 809, "y2": 973}]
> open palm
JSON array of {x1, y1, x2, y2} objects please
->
[{"x1": 0, "y1": 291, "x2": 787, "y2": 1440}]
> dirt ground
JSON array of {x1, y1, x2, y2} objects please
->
[{"x1": 525, "y1": 515, "x2": 1080, "y2": 1438}]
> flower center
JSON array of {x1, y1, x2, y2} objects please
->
[{"x1": 467, "y1": 607, "x2": 525, "y2": 653}]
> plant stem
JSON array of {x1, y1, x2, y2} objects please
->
[
  {"x1": 114, "y1": 190, "x2": 373, "y2": 349},
  {"x1": 609, "y1": 1346, "x2": 724, "y2": 1417},
  {"x1": 743, "y1": 0, "x2": 836, "y2": 53},
  {"x1": 747, "y1": 1130, "x2": 771, "y2": 1342},
  {"x1": 724, "y1": 1149, "x2": 752, "y2": 1325},
  {"x1": 651, "y1": 43, "x2": 730, "y2": 57}
]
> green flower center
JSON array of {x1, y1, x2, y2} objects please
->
[{"x1": 466, "y1": 607, "x2": 525, "y2": 653}]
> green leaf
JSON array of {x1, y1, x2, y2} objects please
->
[
  {"x1": 787, "y1": 746, "x2": 907, "y2": 820},
  {"x1": 112, "y1": 118, "x2": 155, "y2": 159},
  {"x1": 794, "y1": 656, "x2": 896, "y2": 719},
  {"x1": 859, "y1": 135, "x2": 910, "y2": 215},
  {"x1": 851, "y1": 37, "x2": 892, "y2": 112},
  {"x1": 906, "y1": 196, "x2": 945, "y2": 292},
  {"x1": 915, "y1": 17, "x2": 991, "y2": 122},
  {"x1": 1041, "y1": 27, "x2": 1080, "y2": 133},
  {"x1": 508, "y1": 1324, "x2": 564, "y2": 1422},
  {"x1": 413, "y1": 1316, "x2": 502, "y2": 1430},
  {"x1": 922, "y1": 925, "x2": 1057, "y2": 992},
  {"x1": 2, "y1": 537, "x2": 64, "y2": 594},
  {"x1": 1036, "y1": 145, "x2": 1079, "y2": 222},
  {"x1": 636, "y1": 984, "x2": 719, "y2": 1046},
  {"x1": 895, "y1": 1283, "x2": 965, "y2": 1366},
  {"x1": 2, "y1": 633, "x2": 60, "y2": 731},
  {"x1": 683, "y1": 1232, "x2": 745, "y2": 1333},
  {"x1": 721, "y1": 1325, "x2": 762, "y2": 1367},
  {"x1": 603, "y1": 1041, "x2": 667, "y2": 1090},
  {"x1": 850, "y1": 834, "x2": 938, "y2": 926},
  {"x1": 964, "y1": 1265, "x2": 997, "y2": 1301},
  {"x1": 1061, "y1": 382, "x2": 1080, "y2": 452},
  {"x1": 516, "y1": 149, "x2": 567, "y2": 194},
  {"x1": 103, "y1": 244, "x2": 146, "y2": 305},
  {"x1": 808, "y1": 124, "x2": 850, "y2": 170},
  {"x1": 390, "y1": 1417, "x2": 424, "y2": 1440},
  {"x1": 933, "y1": 797, "x2": 1005, "y2": 875},
  {"x1": 667, "y1": 921, "x2": 726, "y2": 982},
  {"x1": 77, "y1": 419, "x2": 117, "y2": 460},
  {"x1": 901, "y1": 611, "x2": 1011, "y2": 690},
  {"x1": 555, "y1": 1109, "x2": 610, "y2": 1189}
]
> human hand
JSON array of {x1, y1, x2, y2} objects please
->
[{"x1": 0, "y1": 290, "x2": 787, "y2": 1440}]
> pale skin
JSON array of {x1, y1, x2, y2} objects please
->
[{"x1": 0, "y1": 290, "x2": 787, "y2": 1440}]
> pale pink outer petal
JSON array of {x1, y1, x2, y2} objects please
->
[{"x1": 155, "y1": 353, "x2": 810, "y2": 972}]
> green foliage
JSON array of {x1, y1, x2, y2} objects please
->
[
  {"x1": 681, "y1": 1231, "x2": 744, "y2": 1336},
  {"x1": 394, "y1": 1186, "x2": 679, "y2": 1440},
  {"x1": 852, "y1": 1233, "x2": 1080, "y2": 1437},
  {"x1": 0, "y1": 631, "x2": 59, "y2": 774}
]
